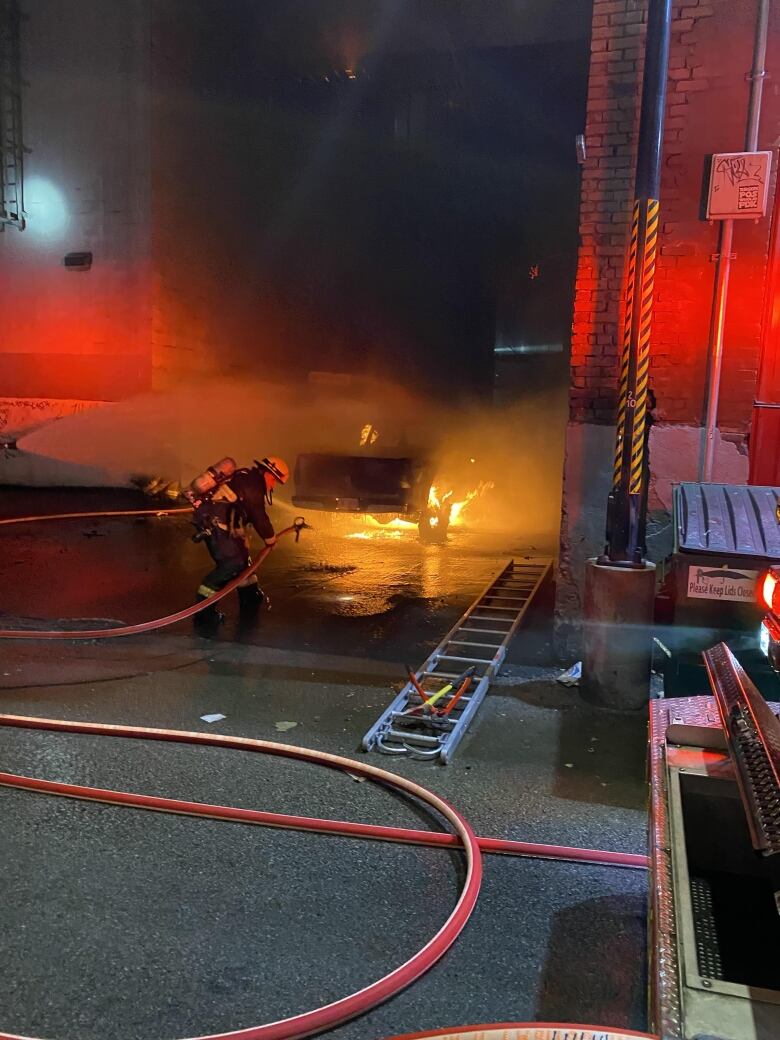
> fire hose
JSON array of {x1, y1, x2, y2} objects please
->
[
  {"x1": 0, "y1": 714, "x2": 481, "y2": 1040},
  {"x1": 0, "y1": 714, "x2": 648, "y2": 1040},
  {"x1": 0, "y1": 510, "x2": 650, "y2": 1038},
  {"x1": 0, "y1": 511, "x2": 309, "y2": 640},
  {"x1": 386, "y1": 1026, "x2": 656, "y2": 1039},
  {"x1": 0, "y1": 506, "x2": 191, "y2": 527}
]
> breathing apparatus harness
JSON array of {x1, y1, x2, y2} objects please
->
[
  {"x1": 186, "y1": 458, "x2": 283, "y2": 543},
  {"x1": 186, "y1": 460, "x2": 239, "y2": 544}
]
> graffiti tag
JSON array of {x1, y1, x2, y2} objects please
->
[{"x1": 714, "y1": 154, "x2": 766, "y2": 188}]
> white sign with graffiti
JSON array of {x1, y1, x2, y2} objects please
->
[
  {"x1": 687, "y1": 565, "x2": 759, "y2": 603},
  {"x1": 706, "y1": 151, "x2": 772, "y2": 219}
]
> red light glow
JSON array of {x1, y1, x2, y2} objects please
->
[{"x1": 761, "y1": 567, "x2": 780, "y2": 613}]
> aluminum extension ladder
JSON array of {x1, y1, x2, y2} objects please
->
[{"x1": 362, "y1": 558, "x2": 551, "y2": 763}]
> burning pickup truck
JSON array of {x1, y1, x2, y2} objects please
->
[{"x1": 291, "y1": 450, "x2": 491, "y2": 539}]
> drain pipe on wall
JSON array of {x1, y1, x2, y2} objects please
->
[
  {"x1": 749, "y1": 0, "x2": 780, "y2": 485},
  {"x1": 749, "y1": 168, "x2": 780, "y2": 485},
  {"x1": 700, "y1": 0, "x2": 771, "y2": 482}
]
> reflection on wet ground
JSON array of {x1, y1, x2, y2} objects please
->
[
  {"x1": 0, "y1": 488, "x2": 556, "y2": 663},
  {"x1": 0, "y1": 490, "x2": 650, "y2": 1040}
]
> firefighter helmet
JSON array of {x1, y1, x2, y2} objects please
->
[{"x1": 255, "y1": 456, "x2": 290, "y2": 484}]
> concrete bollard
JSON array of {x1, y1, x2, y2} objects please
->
[{"x1": 581, "y1": 557, "x2": 656, "y2": 710}]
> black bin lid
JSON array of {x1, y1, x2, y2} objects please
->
[{"x1": 675, "y1": 482, "x2": 780, "y2": 559}]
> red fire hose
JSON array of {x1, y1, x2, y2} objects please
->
[
  {"x1": 0, "y1": 715, "x2": 647, "y2": 871},
  {"x1": 0, "y1": 514, "x2": 308, "y2": 640},
  {"x1": 0, "y1": 506, "x2": 191, "y2": 527},
  {"x1": 0, "y1": 713, "x2": 648, "y2": 1040},
  {"x1": 386, "y1": 1025, "x2": 657, "y2": 1039},
  {"x1": 0, "y1": 511, "x2": 650, "y2": 1037},
  {"x1": 0, "y1": 713, "x2": 482, "y2": 1040}
]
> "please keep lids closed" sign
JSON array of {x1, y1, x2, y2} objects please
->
[{"x1": 687, "y1": 565, "x2": 759, "y2": 603}]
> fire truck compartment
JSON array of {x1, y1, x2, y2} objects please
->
[{"x1": 677, "y1": 770, "x2": 780, "y2": 992}]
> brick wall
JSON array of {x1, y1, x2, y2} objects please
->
[
  {"x1": 570, "y1": 0, "x2": 647, "y2": 424},
  {"x1": 653, "y1": 0, "x2": 775, "y2": 429},
  {"x1": 557, "y1": 0, "x2": 780, "y2": 657},
  {"x1": 571, "y1": 0, "x2": 779, "y2": 431}
]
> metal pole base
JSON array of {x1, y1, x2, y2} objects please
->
[{"x1": 582, "y1": 558, "x2": 656, "y2": 710}]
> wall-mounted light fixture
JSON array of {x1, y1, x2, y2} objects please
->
[{"x1": 63, "y1": 251, "x2": 93, "y2": 271}]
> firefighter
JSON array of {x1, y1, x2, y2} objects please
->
[{"x1": 189, "y1": 456, "x2": 290, "y2": 625}]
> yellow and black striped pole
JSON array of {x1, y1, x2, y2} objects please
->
[{"x1": 604, "y1": 0, "x2": 670, "y2": 565}]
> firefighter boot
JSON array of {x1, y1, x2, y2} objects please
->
[
  {"x1": 194, "y1": 594, "x2": 225, "y2": 627},
  {"x1": 238, "y1": 585, "x2": 265, "y2": 613}
]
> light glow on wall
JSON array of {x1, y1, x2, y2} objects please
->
[{"x1": 23, "y1": 176, "x2": 69, "y2": 239}]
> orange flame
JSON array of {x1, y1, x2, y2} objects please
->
[
  {"x1": 428, "y1": 482, "x2": 493, "y2": 527},
  {"x1": 343, "y1": 480, "x2": 494, "y2": 540}
]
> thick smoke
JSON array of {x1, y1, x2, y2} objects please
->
[{"x1": 13, "y1": 376, "x2": 565, "y2": 551}]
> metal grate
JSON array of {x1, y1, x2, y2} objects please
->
[
  {"x1": 703, "y1": 642, "x2": 780, "y2": 855},
  {"x1": 689, "y1": 875, "x2": 725, "y2": 981},
  {"x1": 0, "y1": 0, "x2": 25, "y2": 230}
]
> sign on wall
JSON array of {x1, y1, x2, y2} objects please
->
[{"x1": 706, "y1": 151, "x2": 772, "y2": 220}]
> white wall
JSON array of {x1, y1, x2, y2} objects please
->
[{"x1": 0, "y1": 0, "x2": 151, "y2": 401}]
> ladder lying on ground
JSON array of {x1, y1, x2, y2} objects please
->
[{"x1": 362, "y1": 558, "x2": 551, "y2": 763}]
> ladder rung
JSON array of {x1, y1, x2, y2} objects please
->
[
  {"x1": 387, "y1": 729, "x2": 441, "y2": 746},
  {"x1": 447, "y1": 639, "x2": 502, "y2": 649},
  {"x1": 438, "y1": 654, "x2": 495, "y2": 664},
  {"x1": 472, "y1": 606, "x2": 517, "y2": 612},
  {"x1": 421, "y1": 670, "x2": 463, "y2": 679},
  {"x1": 392, "y1": 709, "x2": 448, "y2": 722},
  {"x1": 459, "y1": 627, "x2": 511, "y2": 636},
  {"x1": 485, "y1": 595, "x2": 529, "y2": 602}
]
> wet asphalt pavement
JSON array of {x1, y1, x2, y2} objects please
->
[{"x1": 0, "y1": 489, "x2": 648, "y2": 1040}]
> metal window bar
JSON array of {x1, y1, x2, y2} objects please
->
[{"x1": 0, "y1": 0, "x2": 25, "y2": 229}]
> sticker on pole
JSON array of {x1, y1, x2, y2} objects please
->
[
  {"x1": 687, "y1": 565, "x2": 759, "y2": 603},
  {"x1": 706, "y1": 151, "x2": 772, "y2": 220}
]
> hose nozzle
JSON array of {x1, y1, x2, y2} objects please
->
[{"x1": 293, "y1": 516, "x2": 312, "y2": 542}]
